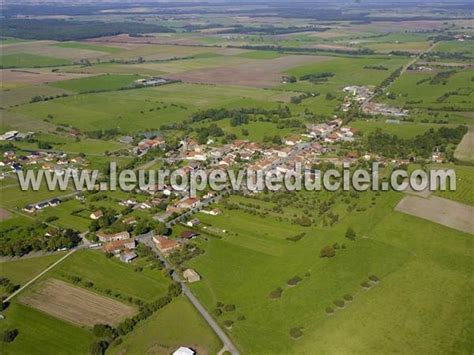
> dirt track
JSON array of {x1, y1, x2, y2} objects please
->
[
  {"x1": 395, "y1": 195, "x2": 474, "y2": 234},
  {"x1": 19, "y1": 279, "x2": 136, "y2": 327}
]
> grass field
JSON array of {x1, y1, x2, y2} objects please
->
[
  {"x1": 0, "y1": 253, "x2": 66, "y2": 286},
  {"x1": 0, "y1": 84, "x2": 70, "y2": 108},
  {"x1": 0, "y1": 53, "x2": 70, "y2": 68},
  {"x1": 109, "y1": 296, "x2": 222, "y2": 355},
  {"x1": 52, "y1": 41, "x2": 123, "y2": 54},
  {"x1": 381, "y1": 68, "x2": 474, "y2": 113},
  {"x1": 14, "y1": 83, "x2": 295, "y2": 133},
  {"x1": 433, "y1": 40, "x2": 474, "y2": 58},
  {"x1": 281, "y1": 56, "x2": 409, "y2": 91},
  {"x1": 184, "y1": 190, "x2": 473, "y2": 354},
  {"x1": 0, "y1": 302, "x2": 92, "y2": 355},
  {"x1": 49, "y1": 250, "x2": 171, "y2": 303},
  {"x1": 434, "y1": 165, "x2": 474, "y2": 206},
  {"x1": 237, "y1": 51, "x2": 284, "y2": 59},
  {"x1": 0, "y1": 181, "x2": 74, "y2": 209},
  {"x1": 49, "y1": 74, "x2": 142, "y2": 93}
]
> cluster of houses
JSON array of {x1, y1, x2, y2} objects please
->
[
  {"x1": 23, "y1": 198, "x2": 62, "y2": 213},
  {"x1": 133, "y1": 136, "x2": 166, "y2": 156},
  {"x1": 362, "y1": 102, "x2": 408, "y2": 117},
  {"x1": 341, "y1": 86, "x2": 373, "y2": 112},
  {"x1": 1, "y1": 150, "x2": 89, "y2": 177},
  {"x1": 340, "y1": 84, "x2": 408, "y2": 117},
  {"x1": 95, "y1": 230, "x2": 138, "y2": 263}
]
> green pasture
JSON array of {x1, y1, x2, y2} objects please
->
[
  {"x1": 382, "y1": 68, "x2": 474, "y2": 112},
  {"x1": 0, "y1": 53, "x2": 70, "y2": 68},
  {"x1": 13, "y1": 83, "x2": 295, "y2": 133},
  {"x1": 0, "y1": 253, "x2": 66, "y2": 286},
  {"x1": 109, "y1": 296, "x2": 222, "y2": 355},
  {"x1": 185, "y1": 190, "x2": 473, "y2": 353},
  {"x1": 281, "y1": 56, "x2": 409, "y2": 91},
  {"x1": 0, "y1": 302, "x2": 92, "y2": 355},
  {"x1": 434, "y1": 164, "x2": 474, "y2": 206},
  {"x1": 49, "y1": 250, "x2": 171, "y2": 303},
  {"x1": 49, "y1": 74, "x2": 142, "y2": 93}
]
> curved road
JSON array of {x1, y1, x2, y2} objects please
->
[{"x1": 138, "y1": 234, "x2": 240, "y2": 355}]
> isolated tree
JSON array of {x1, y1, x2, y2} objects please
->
[
  {"x1": 345, "y1": 227, "x2": 356, "y2": 241},
  {"x1": 320, "y1": 246, "x2": 336, "y2": 258},
  {"x1": 2, "y1": 329, "x2": 18, "y2": 343}
]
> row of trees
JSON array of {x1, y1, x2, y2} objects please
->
[{"x1": 90, "y1": 282, "x2": 182, "y2": 355}]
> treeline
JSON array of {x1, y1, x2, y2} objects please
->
[
  {"x1": 0, "y1": 19, "x2": 174, "y2": 41},
  {"x1": 366, "y1": 126, "x2": 467, "y2": 159},
  {"x1": 190, "y1": 107, "x2": 292, "y2": 123},
  {"x1": 378, "y1": 66, "x2": 403, "y2": 90},
  {"x1": 227, "y1": 44, "x2": 374, "y2": 56},
  {"x1": 84, "y1": 128, "x2": 120, "y2": 140},
  {"x1": 363, "y1": 65, "x2": 388, "y2": 70},
  {"x1": 90, "y1": 281, "x2": 182, "y2": 355},
  {"x1": 0, "y1": 225, "x2": 81, "y2": 257},
  {"x1": 422, "y1": 51, "x2": 473, "y2": 61},
  {"x1": 300, "y1": 72, "x2": 335, "y2": 83},
  {"x1": 216, "y1": 25, "x2": 329, "y2": 35}
]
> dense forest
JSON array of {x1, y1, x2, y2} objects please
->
[{"x1": 0, "y1": 19, "x2": 174, "y2": 41}]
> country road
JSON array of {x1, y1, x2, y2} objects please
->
[
  {"x1": 137, "y1": 234, "x2": 240, "y2": 355},
  {"x1": 361, "y1": 41, "x2": 438, "y2": 111}
]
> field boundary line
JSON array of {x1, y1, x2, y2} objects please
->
[{"x1": 3, "y1": 249, "x2": 77, "y2": 303}]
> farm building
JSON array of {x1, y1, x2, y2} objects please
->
[
  {"x1": 153, "y1": 235, "x2": 179, "y2": 255},
  {"x1": 103, "y1": 238, "x2": 136, "y2": 255},
  {"x1": 177, "y1": 197, "x2": 201, "y2": 210},
  {"x1": 97, "y1": 231, "x2": 131, "y2": 243},
  {"x1": 183, "y1": 269, "x2": 201, "y2": 283},
  {"x1": 90, "y1": 210, "x2": 103, "y2": 220},
  {"x1": 120, "y1": 251, "x2": 137, "y2": 263},
  {"x1": 186, "y1": 218, "x2": 201, "y2": 227},
  {"x1": 173, "y1": 347, "x2": 195, "y2": 355},
  {"x1": 180, "y1": 231, "x2": 200, "y2": 240}
]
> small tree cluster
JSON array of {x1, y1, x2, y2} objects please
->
[{"x1": 320, "y1": 245, "x2": 336, "y2": 258}]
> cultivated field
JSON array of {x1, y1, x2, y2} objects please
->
[
  {"x1": 1, "y1": 69, "x2": 94, "y2": 85},
  {"x1": 169, "y1": 55, "x2": 330, "y2": 88},
  {"x1": 19, "y1": 278, "x2": 136, "y2": 327},
  {"x1": 454, "y1": 125, "x2": 474, "y2": 162},
  {"x1": 395, "y1": 195, "x2": 474, "y2": 234}
]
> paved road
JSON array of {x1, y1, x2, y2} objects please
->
[{"x1": 138, "y1": 234, "x2": 240, "y2": 355}]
